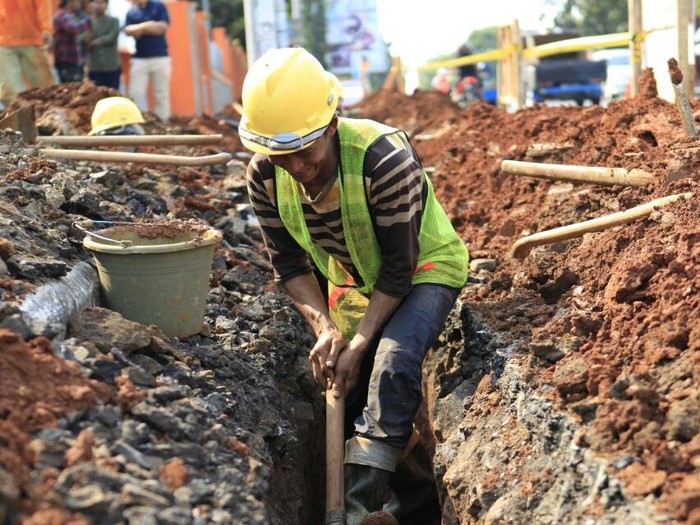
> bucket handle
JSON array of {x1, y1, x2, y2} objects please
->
[{"x1": 73, "y1": 220, "x2": 133, "y2": 248}]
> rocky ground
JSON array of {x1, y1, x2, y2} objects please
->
[{"x1": 0, "y1": 71, "x2": 698, "y2": 525}]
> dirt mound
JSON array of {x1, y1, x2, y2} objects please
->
[{"x1": 354, "y1": 67, "x2": 699, "y2": 523}]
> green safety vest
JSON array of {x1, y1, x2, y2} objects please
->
[{"x1": 275, "y1": 118, "x2": 469, "y2": 339}]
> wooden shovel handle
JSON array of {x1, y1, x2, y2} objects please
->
[
  {"x1": 42, "y1": 148, "x2": 231, "y2": 166},
  {"x1": 511, "y1": 192, "x2": 693, "y2": 260},
  {"x1": 36, "y1": 134, "x2": 224, "y2": 147},
  {"x1": 501, "y1": 160, "x2": 656, "y2": 187},
  {"x1": 326, "y1": 390, "x2": 346, "y2": 525}
]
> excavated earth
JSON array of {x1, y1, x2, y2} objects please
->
[{"x1": 0, "y1": 70, "x2": 698, "y2": 525}]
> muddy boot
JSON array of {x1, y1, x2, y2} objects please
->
[
  {"x1": 383, "y1": 439, "x2": 441, "y2": 525},
  {"x1": 345, "y1": 464, "x2": 395, "y2": 525},
  {"x1": 345, "y1": 437, "x2": 402, "y2": 525}
]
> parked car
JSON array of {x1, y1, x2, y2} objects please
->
[{"x1": 527, "y1": 33, "x2": 606, "y2": 106}]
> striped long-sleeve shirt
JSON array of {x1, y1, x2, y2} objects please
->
[{"x1": 246, "y1": 127, "x2": 427, "y2": 298}]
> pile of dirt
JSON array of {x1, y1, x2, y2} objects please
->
[{"x1": 355, "y1": 68, "x2": 699, "y2": 524}]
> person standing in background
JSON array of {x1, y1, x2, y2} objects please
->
[
  {"x1": 123, "y1": 0, "x2": 170, "y2": 121},
  {"x1": 53, "y1": 0, "x2": 91, "y2": 83},
  {"x1": 0, "y1": 0, "x2": 56, "y2": 107},
  {"x1": 85, "y1": 0, "x2": 121, "y2": 90}
]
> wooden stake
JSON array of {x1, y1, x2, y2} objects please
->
[
  {"x1": 501, "y1": 160, "x2": 656, "y2": 187},
  {"x1": 510, "y1": 192, "x2": 693, "y2": 260}
]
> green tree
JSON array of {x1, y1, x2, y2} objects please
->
[
  {"x1": 467, "y1": 26, "x2": 499, "y2": 53},
  {"x1": 300, "y1": 0, "x2": 327, "y2": 66},
  {"x1": 547, "y1": 0, "x2": 628, "y2": 36},
  {"x1": 193, "y1": 0, "x2": 246, "y2": 46}
]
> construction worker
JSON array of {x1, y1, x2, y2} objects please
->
[
  {"x1": 239, "y1": 47, "x2": 469, "y2": 525},
  {"x1": 88, "y1": 96, "x2": 145, "y2": 135},
  {"x1": 0, "y1": 0, "x2": 56, "y2": 107}
]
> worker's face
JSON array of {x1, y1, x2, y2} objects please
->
[
  {"x1": 90, "y1": 0, "x2": 107, "y2": 15},
  {"x1": 266, "y1": 119, "x2": 337, "y2": 187},
  {"x1": 66, "y1": 0, "x2": 82, "y2": 12}
]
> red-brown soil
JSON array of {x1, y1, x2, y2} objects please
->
[{"x1": 356, "y1": 68, "x2": 699, "y2": 523}]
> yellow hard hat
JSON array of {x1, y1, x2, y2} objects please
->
[
  {"x1": 238, "y1": 47, "x2": 338, "y2": 155},
  {"x1": 326, "y1": 71, "x2": 343, "y2": 102},
  {"x1": 89, "y1": 97, "x2": 145, "y2": 136}
]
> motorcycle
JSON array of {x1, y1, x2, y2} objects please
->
[{"x1": 450, "y1": 75, "x2": 483, "y2": 107}]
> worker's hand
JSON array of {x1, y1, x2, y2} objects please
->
[
  {"x1": 308, "y1": 327, "x2": 346, "y2": 388},
  {"x1": 41, "y1": 32, "x2": 53, "y2": 49},
  {"x1": 330, "y1": 334, "x2": 369, "y2": 398}
]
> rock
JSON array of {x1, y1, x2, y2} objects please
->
[
  {"x1": 529, "y1": 336, "x2": 584, "y2": 363},
  {"x1": 0, "y1": 238, "x2": 15, "y2": 261},
  {"x1": 552, "y1": 358, "x2": 589, "y2": 398},
  {"x1": 539, "y1": 267, "x2": 579, "y2": 304},
  {"x1": 529, "y1": 340, "x2": 564, "y2": 362},
  {"x1": 63, "y1": 484, "x2": 113, "y2": 512},
  {"x1": 5, "y1": 254, "x2": 67, "y2": 279},
  {"x1": 604, "y1": 262, "x2": 657, "y2": 303},
  {"x1": 160, "y1": 458, "x2": 189, "y2": 490},
  {"x1": 131, "y1": 403, "x2": 185, "y2": 438},
  {"x1": 120, "y1": 420, "x2": 151, "y2": 446},
  {"x1": 68, "y1": 307, "x2": 152, "y2": 353},
  {"x1": 124, "y1": 366, "x2": 156, "y2": 388},
  {"x1": 113, "y1": 440, "x2": 158, "y2": 470},
  {"x1": 469, "y1": 258, "x2": 497, "y2": 273},
  {"x1": 65, "y1": 429, "x2": 95, "y2": 467},
  {"x1": 665, "y1": 395, "x2": 700, "y2": 442},
  {"x1": 121, "y1": 482, "x2": 171, "y2": 507},
  {"x1": 123, "y1": 506, "x2": 158, "y2": 525},
  {"x1": 157, "y1": 506, "x2": 193, "y2": 525}
]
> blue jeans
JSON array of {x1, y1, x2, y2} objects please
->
[{"x1": 345, "y1": 284, "x2": 460, "y2": 449}]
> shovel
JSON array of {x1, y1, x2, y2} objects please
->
[{"x1": 326, "y1": 382, "x2": 346, "y2": 525}]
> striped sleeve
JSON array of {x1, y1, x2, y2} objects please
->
[
  {"x1": 365, "y1": 133, "x2": 426, "y2": 298},
  {"x1": 245, "y1": 156, "x2": 314, "y2": 282}
]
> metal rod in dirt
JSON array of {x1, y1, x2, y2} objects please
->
[
  {"x1": 501, "y1": 160, "x2": 656, "y2": 187},
  {"x1": 510, "y1": 192, "x2": 693, "y2": 260},
  {"x1": 42, "y1": 148, "x2": 232, "y2": 166},
  {"x1": 36, "y1": 134, "x2": 224, "y2": 147}
]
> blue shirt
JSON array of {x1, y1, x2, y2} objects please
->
[{"x1": 125, "y1": 1, "x2": 169, "y2": 58}]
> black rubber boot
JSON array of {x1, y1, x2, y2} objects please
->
[
  {"x1": 383, "y1": 440, "x2": 441, "y2": 525},
  {"x1": 345, "y1": 464, "x2": 395, "y2": 525}
]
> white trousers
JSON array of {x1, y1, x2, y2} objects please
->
[{"x1": 128, "y1": 56, "x2": 171, "y2": 121}]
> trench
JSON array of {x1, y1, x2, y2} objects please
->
[{"x1": 9, "y1": 245, "x2": 662, "y2": 525}]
